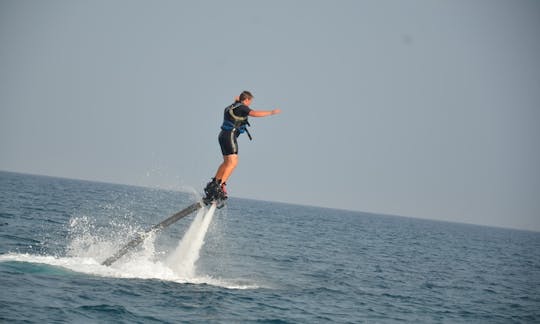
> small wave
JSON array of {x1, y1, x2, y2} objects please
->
[
  {"x1": 0, "y1": 252, "x2": 260, "y2": 290},
  {"x1": 0, "y1": 202, "x2": 262, "y2": 290}
]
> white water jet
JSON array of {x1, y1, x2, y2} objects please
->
[{"x1": 166, "y1": 203, "x2": 216, "y2": 278}]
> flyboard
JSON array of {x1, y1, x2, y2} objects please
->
[{"x1": 101, "y1": 196, "x2": 225, "y2": 267}]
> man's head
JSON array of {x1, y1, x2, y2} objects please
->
[{"x1": 239, "y1": 91, "x2": 253, "y2": 105}]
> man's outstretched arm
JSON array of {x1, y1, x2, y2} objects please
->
[{"x1": 249, "y1": 109, "x2": 281, "y2": 117}]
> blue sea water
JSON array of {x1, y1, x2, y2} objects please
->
[{"x1": 1, "y1": 171, "x2": 539, "y2": 323}]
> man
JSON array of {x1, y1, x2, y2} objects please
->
[{"x1": 203, "y1": 91, "x2": 281, "y2": 204}]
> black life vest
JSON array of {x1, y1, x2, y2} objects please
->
[{"x1": 221, "y1": 103, "x2": 252, "y2": 140}]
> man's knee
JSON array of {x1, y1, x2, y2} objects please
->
[{"x1": 224, "y1": 155, "x2": 238, "y2": 168}]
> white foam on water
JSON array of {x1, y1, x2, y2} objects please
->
[{"x1": 0, "y1": 203, "x2": 260, "y2": 290}]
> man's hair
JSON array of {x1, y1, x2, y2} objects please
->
[{"x1": 239, "y1": 91, "x2": 253, "y2": 102}]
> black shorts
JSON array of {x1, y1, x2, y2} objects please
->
[{"x1": 219, "y1": 130, "x2": 239, "y2": 155}]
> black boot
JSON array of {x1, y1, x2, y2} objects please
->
[
  {"x1": 219, "y1": 182, "x2": 228, "y2": 200},
  {"x1": 203, "y1": 178, "x2": 221, "y2": 205}
]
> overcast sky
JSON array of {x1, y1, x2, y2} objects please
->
[{"x1": 1, "y1": 0, "x2": 539, "y2": 231}]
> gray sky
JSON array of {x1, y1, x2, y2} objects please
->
[{"x1": 1, "y1": 0, "x2": 539, "y2": 231}]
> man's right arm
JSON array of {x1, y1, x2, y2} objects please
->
[{"x1": 249, "y1": 109, "x2": 281, "y2": 117}]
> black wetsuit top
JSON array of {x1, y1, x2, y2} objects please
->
[{"x1": 219, "y1": 103, "x2": 251, "y2": 155}]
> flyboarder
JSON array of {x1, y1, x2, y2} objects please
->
[
  {"x1": 203, "y1": 90, "x2": 281, "y2": 204},
  {"x1": 102, "y1": 91, "x2": 280, "y2": 265}
]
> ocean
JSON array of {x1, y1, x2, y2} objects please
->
[{"x1": 1, "y1": 171, "x2": 539, "y2": 323}]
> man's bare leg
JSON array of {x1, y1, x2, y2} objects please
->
[{"x1": 215, "y1": 154, "x2": 238, "y2": 183}]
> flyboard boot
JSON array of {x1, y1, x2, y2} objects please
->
[
  {"x1": 203, "y1": 178, "x2": 227, "y2": 208},
  {"x1": 220, "y1": 182, "x2": 228, "y2": 200}
]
